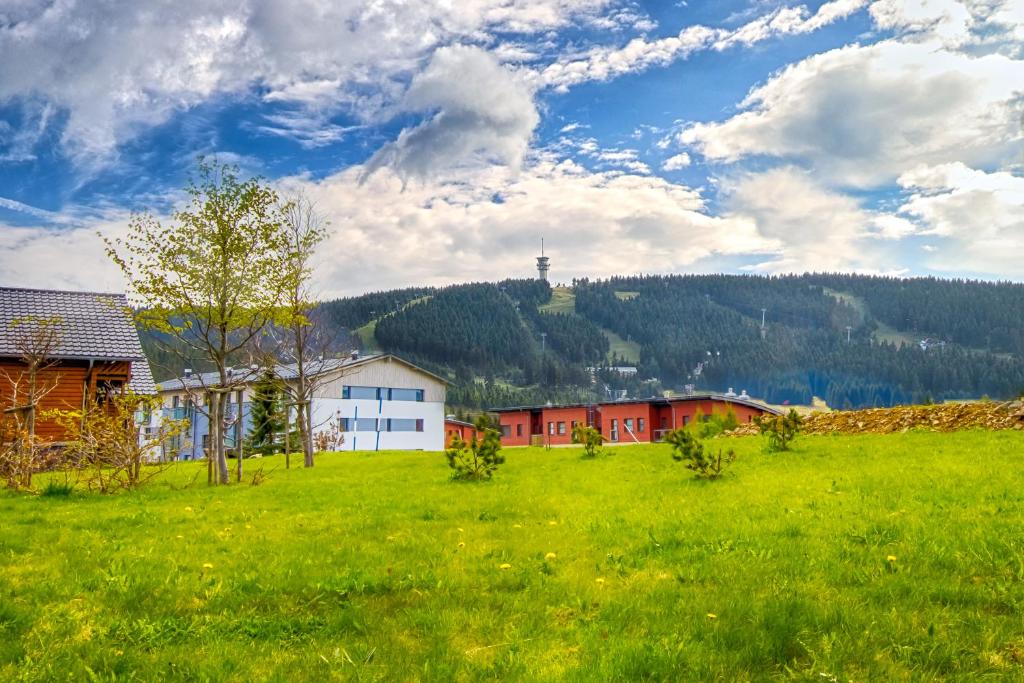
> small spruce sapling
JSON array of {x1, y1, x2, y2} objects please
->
[
  {"x1": 665, "y1": 428, "x2": 735, "y2": 480},
  {"x1": 572, "y1": 423, "x2": 604, "y2": 458},
  {"x1": 445, "y1": 414, "x2": 505, "y2": 481},
  {"x1": 754, "y1": 408, "x2": 804, "y2": 452}
]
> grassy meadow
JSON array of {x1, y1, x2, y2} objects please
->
[{"x1": 2, "y1": 431, "x2": 1024, "y2": 681}]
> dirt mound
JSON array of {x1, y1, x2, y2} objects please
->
[{"x1": 728, "y1": 401, "x2": 1024, "y2": 436}]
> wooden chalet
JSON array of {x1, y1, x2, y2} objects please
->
[{"x1": 0, "y1": 287, "x2": 155, "y2": 442}]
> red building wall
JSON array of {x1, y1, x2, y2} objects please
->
[
  {"x1": 538, "y1": 406, "x2": 589, "y2": 446},
  {"x1": 444, "y1": 420, "x2": 475, "y2": 447},
  {"x1": 666, "y1": 399, "x2": 766, "y2": 429},
  {"x1": 598, "y1": 403, "x2": 655, "y2": 443},
  {"x1": 497, "y1": 410, "x2": 533, "y2": 447}
]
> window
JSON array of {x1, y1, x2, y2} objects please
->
[
  {"x1": 387, "y1": 418, "x2": 423, "y2": 432},
  {"x1": 610, "y1": 419, "x2": 619, "y2": 442},
  {"x1": 348, "y1": 418, "x2": 377, "y2": 432},
  {"x1": 557, "y1": 421, "x2": 566, "y2": 435},
  {"x1": 638, "y1": 418, "x2": 645, "y2": 433},
  {"x1": 390, "y1": 388, "x2": 424, "y2": 402},
  {"x1": 172, "y1": 396, "x2": 180, "y2": 409},
  {"x1": 501, "y1": 425, "x2": 512, "y2": 437},
  {"x1": 624, "y1": 418, "x2": 634, "y2": 433},
  {"x1": 343, "y1": 386, "x2": 379, "y2": 400},
  {"x1": 683, "y1": 415, "x2": 690, "y2": 425},
  {"x1": 548, "y1": 421, "x2": 555, "y2": 435},
  {"x1": 516, "y1": 424, "x2": 523, "y2": 437}
]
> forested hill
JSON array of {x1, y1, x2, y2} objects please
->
[{"x1": 142, "y1": 274, "x2": 1024, "y2": 410}]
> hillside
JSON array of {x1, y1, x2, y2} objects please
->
[{"x1": 141, "y1": 274, "x2": 1024, "y2": 410}]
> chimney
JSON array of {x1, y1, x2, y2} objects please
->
[
  {"x1": 350, "y1": 349, "x2": 360, "y2": 361},
  {"x1": 183, "y1": 368, "x2": 192, "y2": 379}
]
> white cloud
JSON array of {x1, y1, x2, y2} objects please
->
[
  {"x1": 533, "y1": 0, "x2": 868, "y2": 91},
  {"x1": 723, "y1": 166, "x2": 901, "y2": 273},
  {"x1": 895, "y1": 162, "x2": 1024, "y2": 276},
  {"x1": 0, "y1": 156, "x2": 774, "y2": 296},
  {"x1": 0, "y1": 0, "x2": 614, "y2": 162},
  {"x1": 361, "y1": 45, "x2": 540, "y2": 180},
  {"x1": 679, "y1": 40, "x2": 1024, "y2": 186},
  {"x1": 662, "y1": 152, "x2": 691, "y2": 171}
]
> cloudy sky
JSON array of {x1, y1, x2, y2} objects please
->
[{"x1": 0, "y1": 0, "x2": 1022, "y2": 297}]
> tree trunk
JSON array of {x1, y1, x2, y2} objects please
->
[
  {"x1": 215, "y1": 392, "x2": 229, "y2": 484},
  {"x1": 206, "y1": 391, "x2": 215, "y2": 485},
  {"x1": 235, "y1": 388, "x2": 244, "y2": 483},
  {"x1": 284, "y1": 404, "x2": 291, "y2": 470},
  {"x1": 304, "y1": 401, "x2": 315, "y2": 468}
]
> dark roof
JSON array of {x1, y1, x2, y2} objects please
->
[
  {"x1": 445, "y1": 417, "x2": 475, "y2": 428},
  {"x1": 128, "y1": 360, "x2": 157, "y2": 395},
  {"x1": 491, "y1": 394, "x2": 781, "y2": 415},
  {"x1": 158, "y1": 353, "x2": 449, "y2": 392},
  {"x1": 0, "y1": 287, "x2": 146, "y2": 362}
]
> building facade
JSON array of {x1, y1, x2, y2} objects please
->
[
  {"x1": 158, "y1": 353, "x2": 447, "y2": 458},
  {"x1": 0, "y1": 287, "x2": 154, "y2": 443},
  {"x1": 494, "y1": 395, "x2": 779, "y2": 447}
]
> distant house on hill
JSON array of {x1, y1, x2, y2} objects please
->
[
  {"x1": 0, "y1": 286, "x2": 155, "y2": 443},
  {"x1": 157, "y1": 352, "x2": 448, "y2": 458}
]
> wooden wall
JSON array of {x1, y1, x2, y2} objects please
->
[{"x1": 0, "y1": 358, "x2": 132, "y2": 442}]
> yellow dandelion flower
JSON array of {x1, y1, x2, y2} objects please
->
[
  {"x1": 545, "y1": 552, "x2": 557, "y2": 561},
  {"x1": 499, "y1": 563, "x2": 512, "y2": 570},
  {"x1": 202, "y1": 563, "x2": 213, "y2": 569},
  {"x1": 458, "y1": 542, "x2": 466, "y2": 548},
  {"x1": 175, "y1": 535, "x2": 184, "y2": 539},
  {"x1": 548, "y1": 521, "x2": 558, "y2": 526},
  {"x1": 513, "y1": 524, "x2": 522, "y2": 529},
  {"x1": 457, "y1": 527, "x2": 464, "y2": 533},
  {"x1": 887, "y1": 555, "x2": 897, "y2": 563},
  {"x1": 707, "y1": 613, "x2": 717, "y2": 620},
  {"x1": 595, "y1": 577, "x2": 605, "y2": 584},
  {"x1": 184, "y1": 507, "x2": 193, "y2": 512}
]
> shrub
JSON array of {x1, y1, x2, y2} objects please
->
[
  {"x1": 754, "y1": 409, "x2": 804, "y2": 452},
  {"x1": 572, "y1": 423, "x2": 604, "y2": 458},
  {"x1": 693, "y1": 407, "x2": 740, "y2": 438},
  {"x1": 40, "y1": 479, "x2": 75, "y2": 497},
  {"x1": 48, "y1": 392, "x2": 189, "y2": 493},
  {"x1": 445, "y1": 415, "x2": 505, "y2": 481},
  {"x1": 665, "y1": 428, "x2": 735, "y2": 480}
]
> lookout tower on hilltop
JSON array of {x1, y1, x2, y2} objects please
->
[{"x1": 536, "y1": 239, "x2": 550, "y2": 281}]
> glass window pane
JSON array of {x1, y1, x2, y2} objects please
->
[
  {"x1": 390, "y1": 388, "x2": 423, "y2": 402},
  {"x1": 388, "y1": 418, "x2": 420, "y2": 432},
  {"x1": 347, "y1": 386, "x2": 379, "y2": 400},
  {"x1": 355, "y1": 418, "x2": 378, "y2": 431}
]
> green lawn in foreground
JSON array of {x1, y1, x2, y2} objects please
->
[{"x1": 2, "y1": 431, "x2": 1023, "y2": 681}]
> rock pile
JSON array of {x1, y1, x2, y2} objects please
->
[{"x1": 729, "y1": 401, "x2": 1024, "y2": 436}]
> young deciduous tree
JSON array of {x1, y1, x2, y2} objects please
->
[
  {"x1": 49, "y1": 392, "x2": 189, "y2": 493},
  {"x1": 274, "y1": 193, "x2": 330, "y2": 468},
  {"x1": 104, "y1": 159, "x2": 296, "y2": 484},
  {"x1": 0, "y1": 316, "x2": 65, "y2": 491},
  {"x1": 572, "y1": 423, "x2": 604, "y2": 458}
]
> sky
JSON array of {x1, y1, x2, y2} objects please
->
[{"x1": 0, "y1": 0, "x2": 1022, "y2": 298}]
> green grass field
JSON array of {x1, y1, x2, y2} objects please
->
[{"x1": 3, "y1": 432, "x2": 1024, "y2": 681}]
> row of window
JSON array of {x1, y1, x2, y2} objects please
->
[
  {"x1": 342, "y1": 385, "x2": 425, "y2": 402},
  {"x1": 339, "y1": 417, "x2": 424, "y2": 433},
  {"x1": 609, "y1": 417, "x2": 646, "y2": 441}
]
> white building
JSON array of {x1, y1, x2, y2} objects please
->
[{"x1": 157, "y1": 353, "x2": 448, "y2": 456}]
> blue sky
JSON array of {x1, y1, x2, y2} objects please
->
[{"x1": 0, "y1": 0, "x2": 1022, "y2": 296}]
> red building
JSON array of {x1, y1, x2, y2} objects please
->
[
  {"x1": 493, "y1": 395, "x2": 779, "y2": 447},
  {"x1": 444, "y1": 417, "x2": 476, "y2": 446}
]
